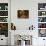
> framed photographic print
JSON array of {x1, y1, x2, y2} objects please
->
[
  {"x1": 0, "y1": 23, "x2": 8, "y2": 37},
  {"x1": 38, "y1": 23, "x2": 46, "y2": 28},
  {"x1": 38, "y1": 29, "x2": 46, "y2": 37},
  {"x1": 38, "y1": 17, "x2": 46, "y2": 22},
  {"x1": 0, "y1": 11, "x2": 8, "y2": 16},
  {"x1": 38, "y1": 3, "x2": 46, "y2": 10},
  {"x1": 0, "y1": 17, "x2": 8, "y2": 22},
  {"x1": 38, "y1": 11, "x2": 46, "y2": 16},
  {"x1": 17, "y1": 10, "x2": 29, "y2": 19},
  {"x1": 0, "y1": 3, "x2": 8, "y2": 10}
]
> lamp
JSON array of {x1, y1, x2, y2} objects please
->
[{"x1": 18, "y1": 35, "x2": 32, "y2": 46}]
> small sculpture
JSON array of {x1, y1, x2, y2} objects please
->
[
  {"x1": 29, "y1": 25, "x2": 35, "y2": 30},
  {"x1": 11, "y1": 23, "x2": 16, "y2": 30}
]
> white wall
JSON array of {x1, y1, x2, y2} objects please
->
[
  {"x1": 0, "y1": 0, "x2": 8, "y2": 3},
  {"x1": 11, "y1": 0, "x2": 46, "y2": 46},
  {"x1": 11, "y1": 0, "x2": 38, "y2": 30}
]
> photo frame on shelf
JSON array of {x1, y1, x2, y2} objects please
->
[
  {"x1": 0, "y1": 17, "x2": 8, "y2": 22},
  {"x1": 38, "y1": 17, "x2": 46, "y2": 22},
  {"x1": 38, "y1": 23, "x2": 46, "y2": 28},
  {"x1": 38, "y1": 3, "x2": 46, "y2": 10},
  {"x1": 38, "y1": 11, "x2": 46, "y2": 16},
  {"x1": 0, "y1": 3, "x2": 8, "y2": 10},
  {"x1": 17, "y1": 10, "x2": 29, "y2": 19},
  {"x1": 38, "y1": 29, "x2": 46, "y2": 37},
  {"x1": 0, "y1": 11, "x2": 8, "y2": 16},
  {"x1": 0, "y1": 23, "x2": 8, "y2": 37}
]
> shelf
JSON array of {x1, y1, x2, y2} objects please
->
[
  {"x1": 0, "y1": 3, "x2": 8, "y2": 37},
  {"x1": 38, "y1": 36, "x2": 46, "y2": 39},
  {"x1": 0, "y1": 22, "x2": 8, "y2": 23},
  {"x1": 38, "y1": 16, "x2": 46, "y2": 17},
  {"x1": 38, "y1": 22, "x2": 46, "y2": 23},
  {"x1": 38, "y1": 10, "x2": 46, "y2": 11},
  {"x1": 0, "y1": 10, "x2": 8, "y2": 11},
  {"x1": 38, "y1": 3, "x2": 46, "y2": 37},
  {"x1": 38, "y1": 28, "x2": 46, "y2": 29},
  {"x1": 0, "y1": 16, "x2": 8, "y2": 17}
]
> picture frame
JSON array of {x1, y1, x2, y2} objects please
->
[
  {"x1": 38, "y1": 29, "x2": 46, "y2": 37},
  {"x1": 17, "y1": 10, "x2": 29, "y2": 19}
]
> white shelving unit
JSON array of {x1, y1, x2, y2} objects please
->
[
  {"x1": 0, "y1": 3, "x2": 8, "y2": 36},
  {"x1": 38, "y1": 3, "x2": 46, "y2": 37},
  {"x1": 0, "y1": 2, "x2": 9, "y2": 45}
]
